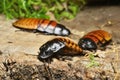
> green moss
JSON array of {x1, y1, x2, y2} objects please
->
[
  {"x1": 86, "y1": 53, "x2": 99, "y2": 68},
  {"x1": 0, "y1": 0, "x2": 86, "y2": 21}
]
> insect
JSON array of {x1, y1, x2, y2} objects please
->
[
  {"x1": 38, "y1": 38, "x2": 83, "y2": 59},
  {"x1": 13, "y1": 18, "x2": 71, "y2": 36},
  {"x1": 78, "y1": 30, "x2": 112, "y2": 51}
]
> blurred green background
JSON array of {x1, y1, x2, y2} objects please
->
[{"x1": 0, "y1": 0, "x2": 86, "y2": 21}]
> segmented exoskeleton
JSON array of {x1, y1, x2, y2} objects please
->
[
  {"x1": 78, "y1": 30, "x2": 112, "y2": 51},
  {"x1": 38, "y1": 38, "x2": 83, "y2": 59},
  {"x1": 13, "y1": 18, "x2": 71, "y2": 36}
]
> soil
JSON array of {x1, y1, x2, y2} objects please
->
[{"x1": 0, "y1": 6, "x2": 120, "y2": 80}]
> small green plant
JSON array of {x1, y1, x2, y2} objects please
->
[
  {"x1": 86, "y1": 53, "x2": 99, "y2": 68},
  {"x1": 0, "y1": 0, "x2": 86, "y2": 21}
]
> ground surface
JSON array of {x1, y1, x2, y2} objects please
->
[{"x1": 0, "y1": 6, "x2": 120, "y2": 80}]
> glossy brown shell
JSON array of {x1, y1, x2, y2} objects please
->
[
  {"x1": 13, "y1": 18, "x2": 57, "y2": 30},
  {"x1": 13, "y1": 18, "x2": 71, "y2": 36},
  {"x1": 54, "y1": 38, "x2": 83, "y2": 55},
  {"x1": 13, "y1": 18, "x2": 40, "y2": 29},
  {"x1": 83, "y1": 30, "x2": 112, "y2": 45}
]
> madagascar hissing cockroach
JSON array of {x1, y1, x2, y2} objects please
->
[
  {"x1": 13, "y1": 18, "x2": 71, "y2": 36},
  {"x1": 78, "y1": 30, "x2": 112, "y2": 51},
  {"x1": 38, "y1": 37, "x2": 83, "y2": 59}
]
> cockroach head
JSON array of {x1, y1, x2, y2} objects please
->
[
  {"x1": 38, "y1": 40, "x2": 65, "y2": 60},
  {"x1": 55, "y1": 24, "x2": 71, "y2": 36},
  {"x1": 78, "y1": 38, "x2": 97, "y2": 51}
]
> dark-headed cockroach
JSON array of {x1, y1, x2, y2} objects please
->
[
  {"x1": 78, "y1": 30, "x2": 112, "y2": 51},
  {"x1": 13, "y1": 18, "x2": 71, "y2": 36},
  {"x1": 38, "y1": 38, "x2": 83, "y2": 59}
]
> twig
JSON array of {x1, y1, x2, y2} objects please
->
[{"x1": 43, "y1": 60, "x2": 54, "y2": 80}]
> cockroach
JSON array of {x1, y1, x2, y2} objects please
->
[
  {"x1": 38, "y1": 38, "x2": 83, "y2": 59},
  {"x1": 78, "y1": 30, "x2": 112, "y2": 51},
  {"x1": 13, "y1": 18, "x2": 71, "y2": 36}
]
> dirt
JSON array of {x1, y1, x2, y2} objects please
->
[{"x1": 0, "y1": 6, "x2": 120, "y2": 80}]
